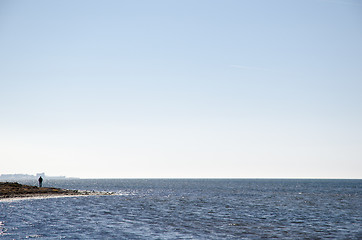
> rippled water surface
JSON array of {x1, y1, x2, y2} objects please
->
[{"x1": 1, "y1": 179, "x2": 361, "y2": 239}]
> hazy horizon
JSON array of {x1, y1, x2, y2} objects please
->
[
  {"x1": 1, "y1": 0, "x2": 361, "y2": 179},
  {"x1": 1, "y1": 172, "x2": 361, "y2": 180}
]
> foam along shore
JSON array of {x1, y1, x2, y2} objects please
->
[{"x1": 0, "y1": 182, "x2": 114, "y2": 199}]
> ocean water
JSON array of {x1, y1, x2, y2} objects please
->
[{"x1": 0, "y1": 179, "x2": 361, "y2": 239}]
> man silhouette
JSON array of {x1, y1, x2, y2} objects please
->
[{"x1": 38, "y1": 176, "x2": 43, "y2": 188}]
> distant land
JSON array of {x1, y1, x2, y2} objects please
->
[{"x1": 0, "y1": 173, "x2": 78, "y2": 180}]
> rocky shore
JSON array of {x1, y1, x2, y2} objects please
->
[{"x1": 0, "y1": 182, "x2": 113, "y2": 199}]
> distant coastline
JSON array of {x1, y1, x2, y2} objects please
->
[{"x1": 0, "y1": 173, "x2": 78, "y2": 181}]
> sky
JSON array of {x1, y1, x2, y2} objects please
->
[{"x1": 0, "y1": 0, "x2": 361, "y2": 179}]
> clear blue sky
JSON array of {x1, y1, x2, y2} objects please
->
[{"x1": 1, "y1": 0, "x2": 361, "y2": 178}]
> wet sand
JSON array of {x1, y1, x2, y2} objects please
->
[{"x1": 0, "y1": 182, "x2": 114, "y2": 200}]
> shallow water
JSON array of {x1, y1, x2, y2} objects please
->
[{"x1": 1, "y1": 179, "x2": 361, "y2": 239}]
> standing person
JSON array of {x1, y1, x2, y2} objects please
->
[{"x1": 38, "y1": 176, "x2": 43, "y2": 188}]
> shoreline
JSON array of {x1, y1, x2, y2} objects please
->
[{"x1": 0, "y1": 182, "x2": 114, "y2": 200}]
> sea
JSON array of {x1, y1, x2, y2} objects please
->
[{"x1": 0, "y1": 179, "x2": 361, "y2": 239}]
